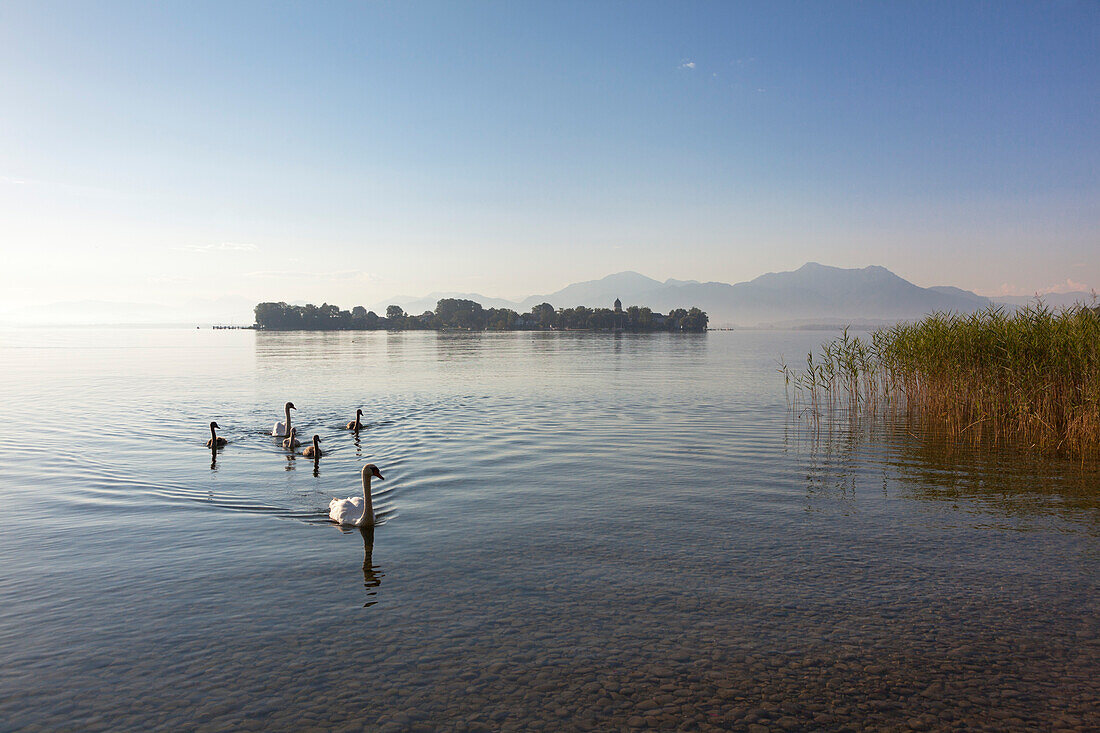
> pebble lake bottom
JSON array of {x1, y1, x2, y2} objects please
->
[{"x1": 0, "y1": 328, "x2": 1096, "y2": 731}]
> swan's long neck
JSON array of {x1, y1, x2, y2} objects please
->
[
  {"x1": 284, "y1": 405, "x2": 292, "y2": 432},
  {"x1": 360, "y1": 472, "x2": 375, "y2": 527},
  {"x1": 210, "y1": 424, "x2": 217, "y2": 441}
]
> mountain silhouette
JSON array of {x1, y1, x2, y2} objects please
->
[{"x1": 375, "y1": 263, "x2": 1094, "y2": 327}]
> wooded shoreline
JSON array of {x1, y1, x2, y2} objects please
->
[{"x1": 254, "y1": 298, "x2": 709, "y2": 332}]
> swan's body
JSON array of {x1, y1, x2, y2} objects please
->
[
  {"x1": 330, "y1": 464, "x2": 384, "y2": 526},
  {"x1": 302, "y1": 434, "x2": 322, "y2": 459},
  {"x1": 206, "y1": 421, "x2": 227, "y2": 448},
  {"x1": 345, "y1": 408, "x2": 364, "y2": 431},
  {"x1": 272, "y1": 401, "x2": 296, "y2": 437},
  {"x1": 282, "y1": 427, "x2": 300, "y2": 449}
]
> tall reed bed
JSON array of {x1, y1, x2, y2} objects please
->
[{"x1": 781, "y1": 304, "x2": 1100, "y2": 454}]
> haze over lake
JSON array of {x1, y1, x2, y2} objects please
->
[{"x1": 1, "y1": 327, "x2": 1096, "y2": 730}]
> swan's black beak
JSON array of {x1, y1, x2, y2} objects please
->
[{"x1": 374, "y1": 471, "x2": 384, "y2": 480}]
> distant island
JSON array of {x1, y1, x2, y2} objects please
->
[{"x1": 254, "y1": 298, "x2": 708, "y2": 332}]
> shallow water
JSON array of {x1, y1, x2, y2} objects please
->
[{"x1": 0, "y1": 328, "x2": 1097, "y2": 732}]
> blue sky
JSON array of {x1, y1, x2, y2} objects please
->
[{"x1": 1, "y1": 1, "x2": 1097, "y2": 319}]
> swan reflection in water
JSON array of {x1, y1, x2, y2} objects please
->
[
  {"x1": 338, "y1": 524, "x2": 384, "y2": 607},
  {"x1": 281, "y1": 452, "x2": 323, "y2": 477}
]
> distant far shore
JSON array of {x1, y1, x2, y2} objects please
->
[{"x1": 253, "y1": 298, "x2": 709, "y2": 333}]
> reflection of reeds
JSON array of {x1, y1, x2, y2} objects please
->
[
  {"x1": 787, "y1": 410, "x2": 1100, "y2": 521},
  {"x1": 781, "y1": 304, "x2": 1100, "y2": 455}
]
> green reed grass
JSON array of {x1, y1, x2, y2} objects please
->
[{"x1": 781, "y1": 304, "x2": 1100, "y2": 455}]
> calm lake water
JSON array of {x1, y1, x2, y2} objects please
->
[{"x1": 1, "y1": 328, "x2": 1097, "y2": 732}]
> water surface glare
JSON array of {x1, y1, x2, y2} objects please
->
[{"x1": 1, "y1": 328, "x2": 1097, "y2": 731}]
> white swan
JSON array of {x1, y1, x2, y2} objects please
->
[
  {"x1": 281, "y1": 427, "x2": 300, "y2": 450},
  {"x1": 206, "y1": 421, "x2": 227, "y2": 448},
  {"x1": 330, "y1": 464, "x2": 384, "y2": 527},
  {"x1": 345, "y1": 408, "x2": 364, "y2": 431},
  {"x1": 302, "y1": 434, "x2": 322, "y2": 459},
  {"x1": 272, "y1": 401, "x2": 296, "y2": 436}
]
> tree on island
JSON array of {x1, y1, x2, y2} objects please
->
[
  {"x1": 485, "y1": 308, "x2": 520, "y2": 330},
  {"x1": 385, "y1": 305, "x2": 407, "y2": 330},
  {"x1": 435, "y1": 298, "x2": 484, "y2": 330},
  {"x1": 531, "y1": 302, "x2": 557, "y2": 329},
  {"x1": 678, "y1": 307, "x2": 708, "y2": 331}
]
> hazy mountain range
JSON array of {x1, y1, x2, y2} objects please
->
[
  {"x1": 377, "y1": 263, "x2": 1095, "y2": 328},
  {"x1": 5, "y1": 264, "x2": 1093, "y2": 327}
]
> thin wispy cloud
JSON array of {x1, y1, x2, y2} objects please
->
[
  {"x1": 0, "y1": 173, "x2": 146, "y2": 199},
  {"x1": 1039, "y1": 278, "x2": 1091, "y2": 295},
  {"x1": 245, "y1": 269, "x2": 378, "y2": 282},
  {"x1": 679, "y1": 60, "x2": 696, "y2": 70},
  {"x1": 991, "y1": 278, "x2": 1093, "y2": 297},
  {"x1": 176, "y1": 242, "x2": 260, "y2": 253}
]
